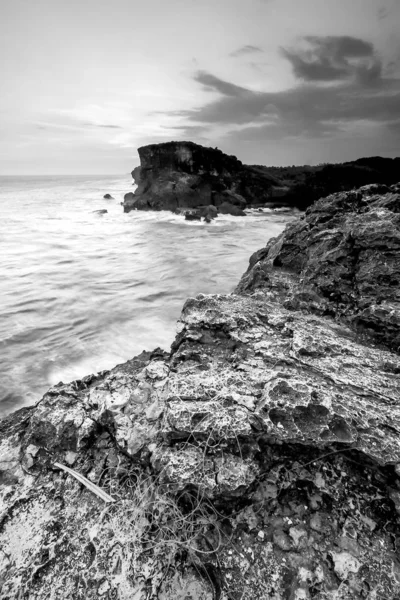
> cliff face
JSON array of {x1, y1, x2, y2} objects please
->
[
  {"x1": 124, "y1": 141, "x2": 400, "y2": 214},
  {"x1": 1, "y1": 184, "x2": 400, "y2": 599},
  {"x1": 123, "y1": 141, "x2": 280, "y2": 213}
]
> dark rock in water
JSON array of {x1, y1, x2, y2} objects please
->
[
  {"x1": 180, "y1": 205, "x2": 218, "y2": 222},
  {"x1": 124, "y1": 191, "x2": 135, "y2": 203},
  {"x1": 184, "y1": 211, "x2": 201, "y2": 221},
  {"x1": 123, "y1": 141, "x2": 280, "y2": 214},
  {"x1": 2, "y1": 183, "x2": 400, "y2": 598},
  {"x1": 218, "y1": 201, "x2": 246, "y2": 216},
  {"x1": 213, "y1": 190, "x2": 247, "y2": 209},
  {"x1": 199, "y1": 204, "x2": 218, "y2": 220},
  {"x1": 103, "y1": 193, "x2": 113, "y2": 199},
  {"x1": 92, "y1": 209, "x2": 107, "y2": 215}
]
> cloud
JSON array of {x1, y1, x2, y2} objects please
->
[
  {"x1": 378, "y1": 6, "x2": 389, "y2": 20},
  {"x1": 183, "y1": 75, "x2": 400, "y2": 126},
  {"x1": 96, "y1": 124, "x2": 122, "y2": 129},
  {"x1": 282, "y1": 35, "x2": 381, "y2": 83},
  {"x1": 160, "y1": 35, "x2": 400, "y2": 148},
  {"x1": 194, "y1": 71, "x2": 250, "y2": 97},
  {"x1": 230, "y1": 45, "x2": 263, "y2": 58},
  {"x1": 80, "y1": 122, "x2": 123, "y2": 129}
]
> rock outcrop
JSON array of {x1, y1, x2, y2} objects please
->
[
  {"x1": 124, "y1": 141, "x2": 400, "y2": 214},
  {"x1": 123, "y1": 141, "x2": 281, "y2": 214},
  {"x1": 1, "y1": 184, "x2": 400, "y2": 599}
]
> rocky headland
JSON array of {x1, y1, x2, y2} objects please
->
[
  {"x1": 1, "y1": 182, "x2": 400, "y2": 599},
  {"x1": 123, "y1": 141, "x2": 400, "y2": 216}
]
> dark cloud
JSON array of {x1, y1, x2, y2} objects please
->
[
  {"x1": 156, "y1": 35, "x2": 400, "y2": 150},
  {"x1": 282, "y1": 35, "x2": 381, "y2": 83},
  {"x1": 230, "y1": 45, "x2": 263, "y2": 58},
  {"x1": 194, "y1": 71, "x2": 250, "y2": 97},
  {"x1": 180, "y1": 74, "x2": 400, "y2": 128}
]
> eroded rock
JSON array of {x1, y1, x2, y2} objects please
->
[
  {"x1": 1, "y1": 184, "x2": 400, "y2": 598},
  {"x1": 123, "y1": 141, "x2": 280, "y2": 214}
]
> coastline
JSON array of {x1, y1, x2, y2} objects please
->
[
  {"x1": 1, "y1": 182, "x2": 400, "y2": 598},
  {"x1": 0, "y1": 176, "x2": 294, "y2": 418}
]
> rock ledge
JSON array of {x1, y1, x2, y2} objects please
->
[{"x1": 1, "y1": 183, "x2": 400, "y2": 599}]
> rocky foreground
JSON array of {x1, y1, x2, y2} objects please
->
[{"x1": 1, "y1": 183, "x2": 400, "y2": 599}]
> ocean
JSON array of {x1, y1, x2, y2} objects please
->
[{"x1": 0, "y1": 175, "x2": 297, "y2": 417}]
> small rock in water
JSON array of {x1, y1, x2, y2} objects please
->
[
  {"x1": 103, "y1": 194, "x2": 113, "y2": 199},
  {"x1": 184, "y1": 211, "x2": 201, "y2": 221},
  {"x1": 93, "y1": 209, "x2": 108, "y2": 215},
  {"x1": 201, "y1": 205, "x2": 218, "y2": 221}
]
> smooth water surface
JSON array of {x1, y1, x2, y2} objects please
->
[{"x1": 0, "y1": 175, "x2": 297, "y2": 416}]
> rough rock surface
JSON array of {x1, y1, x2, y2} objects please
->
[
  {"x1": 1, "y1": 184, "x2": 400, "y2": 599},
  {"x1": 237, "y1": 182, "x2": 400, "y2": 352}
]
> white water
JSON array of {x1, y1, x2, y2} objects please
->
[{"x1": 0, "y1": 175, "x2": 297, "y2": 416}]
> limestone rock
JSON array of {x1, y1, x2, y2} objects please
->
[
  {"x1": 237, "y1": 183, "x2": 400, "y2": 351},
  {"x1": 2, "y1": 184, "x2": 400, "y2": 598}
]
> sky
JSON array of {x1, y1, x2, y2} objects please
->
[{"x1": 1, "y1": 0, "x2": 400, "y2": 174}]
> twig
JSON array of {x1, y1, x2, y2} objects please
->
[{"x1": 54, "y1": 462, "x2": 115, "y2": 503}]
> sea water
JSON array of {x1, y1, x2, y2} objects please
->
[{"x1": 0, "y1": 175, "x2": 297, "y2": 417}]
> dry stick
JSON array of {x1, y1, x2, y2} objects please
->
[{"x1": 54, "y1": 462, "x2": 115, "y2": 503}]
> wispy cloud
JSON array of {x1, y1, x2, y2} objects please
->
[
  {"x1": 94, "y1": 123, "x2": 122, "y2": 129},
  {"x1": 230, "y1": 45, "x2": 263, "y2": 58},
  {"x1": 194, "y1": 71, "x2": 250, "y2": 97},
  {"x1": 377, "y1": 6, "x2": 389, "y2": 20}
]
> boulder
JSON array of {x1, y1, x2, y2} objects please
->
[
  {"x1": 124, "y1": 191, "x2": 135, "y2": 203},
  {"x1": 199, "y1": 205, "x2": 218, "y2": 220},
  {"x1": 213, "y1": 190, "x2": 247, "y2": 209},
  {"x1": 103, "y1": 193, "x2": 114, "y2": 199},
  {"x1": 218, "y1": 201, "x2": 246, "y2": 216}
]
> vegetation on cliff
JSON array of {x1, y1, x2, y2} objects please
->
[{"x1": 255, "y1": 156, "x2": 400, "y2": 210}]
